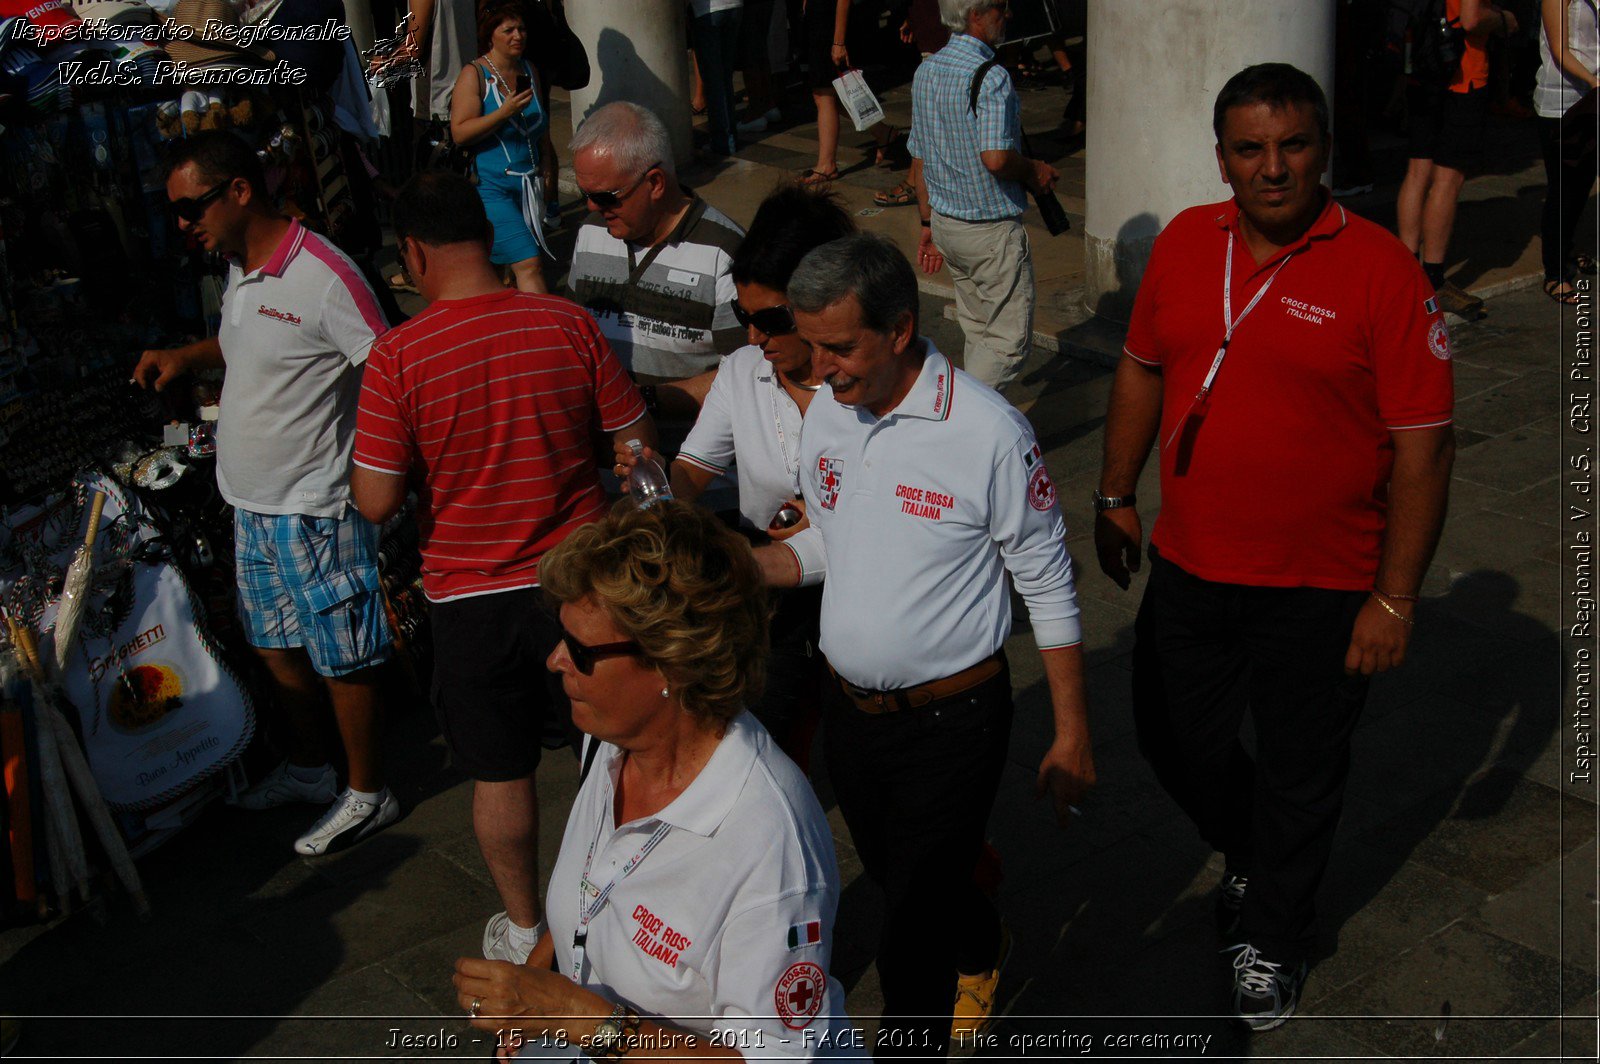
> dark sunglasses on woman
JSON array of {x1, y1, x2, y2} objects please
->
[
  {"x1": 560, "y1": 626, "x2": 643, "y2": 675},
  {"x1": 731, "y1": 301, "x2": 797, "y2": 337}
]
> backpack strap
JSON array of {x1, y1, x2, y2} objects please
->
[{"x1": 968, "y1": 56, "x2": 1004, "y2": 115}]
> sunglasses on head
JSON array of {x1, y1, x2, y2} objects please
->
[
  {"x1": 171, "y1": 182, "x2": 229, "y2": 223},
  {"x1": 560, "y1": 625, "x2": 643, "y2": 675},
  {"x1": 579, "y1": 162, "x2": 661, "y2": 209},
  {"x1": 732, "y1": 301, "x2": 798, "y2": 337}
]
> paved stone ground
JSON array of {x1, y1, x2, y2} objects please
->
[{"x1": 2, "y1": 52, "x2": 1596, "y2": 1063}]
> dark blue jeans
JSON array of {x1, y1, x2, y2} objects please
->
[{"x1": 691, "y1": 9, "x2": 742, "y2": 155}]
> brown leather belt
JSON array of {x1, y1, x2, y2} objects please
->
[{"x1": 826, "y1": 653, "x2": 1003, "y2": 714}]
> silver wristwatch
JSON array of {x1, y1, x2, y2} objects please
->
[
  {"x1": 1093, "y1": 489, "x2": 1137, "y2": 512},
  {"x1": 587, "y1": 1003, "x2": 640, "y2": 1062}
]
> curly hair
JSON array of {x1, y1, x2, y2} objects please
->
[{"x1": 539, "y1": 501, "x2": 769, "y2": 725}]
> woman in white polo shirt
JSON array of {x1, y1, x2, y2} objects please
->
[
  {"x1": 452, "y1": 502, "x2": 854, "y2": 1061},
  {"x1": 616, "y1": 187, "x2": 855, "y2": 766}
]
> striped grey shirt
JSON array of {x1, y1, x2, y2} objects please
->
[{"x1": 566, "y1": 196, "x2": 746, "y2": 381}]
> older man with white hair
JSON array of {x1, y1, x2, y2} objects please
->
[
  {"x1": 566, "y1": 102, "x2": 745, "y2": 422},
  {"x1": 908, "y1": 0, "x2": 1059, "y2": 392}
]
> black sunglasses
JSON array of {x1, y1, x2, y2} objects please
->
[
  {"x1": 732, "y1": 301, "x2": 798, "y2": 337},
  {"x1": 560, "y1": 625, "x2": 643, "y2": 675},
  {"x1": 171, "y1": 182, "x2": 229, "y2": 223},
  {"x1": 579, "y1": 162, "x2": 661, "y2": 209}
]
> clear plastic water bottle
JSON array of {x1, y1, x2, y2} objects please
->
[{"x1": 625, "y1": 439, "x2": 673, "y2": 508}]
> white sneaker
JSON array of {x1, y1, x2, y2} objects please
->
[
  {"x1": 483, "y1": 911, "x2": 533, "y2": 964},
  {"x1": 232, "y1": 761, "x2": 337, "y2": 810},
  {"x1": 294, "y1": 789, "x2": 400, "y2": 855}
]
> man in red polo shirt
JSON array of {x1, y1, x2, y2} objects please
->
[
  {"x1": 1095, "y1": 64, "x2": 1454, "y2": 1031},
  {"x1": 350, "y1": 173, "x2": 654, "y2": 966}
]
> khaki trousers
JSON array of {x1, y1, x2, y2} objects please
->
[{"x1": 930, "y1": 212, "x2": 1035, "y2": 391}]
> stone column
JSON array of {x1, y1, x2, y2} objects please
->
[
  {"x1": 567, "y1": 0, "x2": 693, "y2": 168},
  {"x1": 1082, "y1": 0, "x2": 1335, "y2": 322}
]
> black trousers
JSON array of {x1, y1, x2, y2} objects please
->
[
  {"x1": 1131, "y1": 552, "x2": 1369, "y2": 964},
  {"x1": 823, "y1": 657, "x2": 1012, "y2": 1061},
  {"x1": 1539, "y1": 115, "x2": 1599, "y2": 283}
]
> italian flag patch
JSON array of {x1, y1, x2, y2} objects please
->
[{"x1": 786, "y1": 921, "x2": 821, "y2": 950}]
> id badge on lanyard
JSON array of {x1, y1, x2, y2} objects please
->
[
  {"x1": 570, "y1": 818, "x2": 672, "y2": 983},
  {"x1": 1167, "y1": 231, "x2": 1297, "y2": 475}
]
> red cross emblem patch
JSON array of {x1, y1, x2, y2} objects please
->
[
  {"x1": 1028, "y1": 463, "x2": 1057, "y2": 512},
  {"x1": 775, "y1": 961, "x2": 826, "y2": 1029},
  {"x1": 818, "y1": 457, "x2": 844, "y2": 511}
]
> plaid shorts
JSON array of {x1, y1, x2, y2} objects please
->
[{"x1": 234, "y1": 508, "x2": 393, "y2": 677}]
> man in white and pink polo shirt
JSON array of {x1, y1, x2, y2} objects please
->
[{"x1": 134, "y1": 131, "x2": 399, "y2": 857}]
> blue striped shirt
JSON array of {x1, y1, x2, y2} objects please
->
[{"x1": 907, "y1": 34, "x2": 1026, "y2": 221}]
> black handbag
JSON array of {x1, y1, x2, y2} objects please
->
[{"x1": 528, "y1": 0, "x2": 591, "y2": 92}]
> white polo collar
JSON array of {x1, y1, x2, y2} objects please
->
[{"x1": 597, "y1": 711, "x2": 761, "y2": 838}]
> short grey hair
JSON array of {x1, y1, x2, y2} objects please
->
[
  {"x1": 788, "y1": 233, "x2": 919, "y2": 335},
  {"x1": 570, "y1": 102, "x2": 676, "y2": 180},
  {"x1": 939, "y1": 0, "x2": 991, "y2": 32}
]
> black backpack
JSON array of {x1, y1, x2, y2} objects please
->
[{"x1": 1386, "y1": 0, "x2": 1466, "y2": 83}]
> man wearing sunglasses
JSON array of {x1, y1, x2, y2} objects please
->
[
  {"x1": 351, "y1": 172, "x2": 655, "y2": 967},
  {"x1": 133, "y1": 131, "x2": 399, "y2": 857},
  {"x1": 565, "y1": 103, "x2": 746, "y2": 502}
]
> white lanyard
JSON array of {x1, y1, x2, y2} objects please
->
[
  {"x1": 1168, "y1": 231, "x2": 1297, "y2": 448},
  {"x1": 571, "y1": 811, "x2": 672, "y2": 982},
  {"x1": 768, "y1": 374, "x2": 803, "y2": 494}
]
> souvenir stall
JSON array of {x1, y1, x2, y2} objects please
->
[{"x1": 0, "y1": 0, "x2": 426, "y2": 927}]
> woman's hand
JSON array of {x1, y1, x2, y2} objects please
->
[
  {"x1": 766, "y1": 497, "x2": 810, "y2": 541},
  {"x1": 453, "y1": 957, "x2": 609, "y2": 1042},
  {"x1": 496, "y1": 87, "x2": 535, "y2": 120},
  {"x1": 830, "y1": 43, "x2": 850, "y2": 69}
]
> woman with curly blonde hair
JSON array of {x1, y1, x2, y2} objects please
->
[{"x1": 453, "y1": 501, "x2": 855, "y2": 1058}]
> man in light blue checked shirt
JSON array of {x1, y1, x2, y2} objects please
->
[{"x1": 908, "y1": 0, "x2": 1059, "y2": 391}]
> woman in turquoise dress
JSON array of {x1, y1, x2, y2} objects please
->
[{"x1": 450, "y1": 2, "x2": 556, "y2": 293}]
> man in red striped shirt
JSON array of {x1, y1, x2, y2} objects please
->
[{"x1": 352, "y1": 173, "x2": 655, "y2": 965}]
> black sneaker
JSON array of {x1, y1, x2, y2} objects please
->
[
  {"x1": 1222, "y1": 942, "x2": 1307, "y2": 1032},
  {"x1": 1214, "y1": 871, "x2": 1248, "y2": 937}
]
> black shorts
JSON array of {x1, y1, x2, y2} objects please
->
[
  {"x1": 801, "y1": 1, "x2": 839, "y2": 90},
  {"x1": 1407, "y1": 83, "x2": 1489, "y2": 171},
  {"x1": 429, "y1": 587, "x2": 568, "y2": 781}
]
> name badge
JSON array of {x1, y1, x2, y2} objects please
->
[{"x1": 666, "y1": 269, "x2": 701, "y2": 287}]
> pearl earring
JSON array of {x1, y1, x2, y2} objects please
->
[{"x1": 661, "y1": 686, "x2": 670, "y2": 698}]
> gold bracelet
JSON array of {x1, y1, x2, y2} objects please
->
[
  {"x1": 1371, "y1": 593, "x2": 1414, "y2": 626},
  {"x1": 1373, "y1": 588, "x2": 1419, "y2": 602}
]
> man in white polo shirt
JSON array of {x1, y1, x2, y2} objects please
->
[
  {"x1": 753, "y1": 233, "x2": 1095, "y2": 1057},
  {"x1": 134, "y1": 131, "x2": 399, "y2": 856}
]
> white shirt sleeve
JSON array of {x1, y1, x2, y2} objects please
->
[
  {"x1": 678, "y1": 359, "x2": 738, "y2": 475},
  {"x1": 989, "y1": 425, "x2": 1082, "y2": 649},
  {"x1": 705, "y1": 890, "x2": 852, "y2": 1061},
  {"x1": 319, "y1": 273, "x2": 385, "y2": 367}
]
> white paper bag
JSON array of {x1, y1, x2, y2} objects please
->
[{"x1": 832, "y1": 68, "x2": 884, "y2": 132}]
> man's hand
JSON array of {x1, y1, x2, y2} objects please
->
[
  {"x1": 916, "y1": 226, "x2": 944, "y2": 275},
  {"x1": 1035, "y1": 733, "x2": 1095, "y2": 828},
  {"x1": 1094, "y1": 507, "x2": 1143, "y2": 590},
  {"x1": 1343, "y1": 595, "x2": 1414, "y2": 676},
  {"x1": 132, "y1": 347, "x2": 192, "y2": 392},
  {"x1": 1028, "y1": 159, "x2": 1060, "y2": 195}
]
